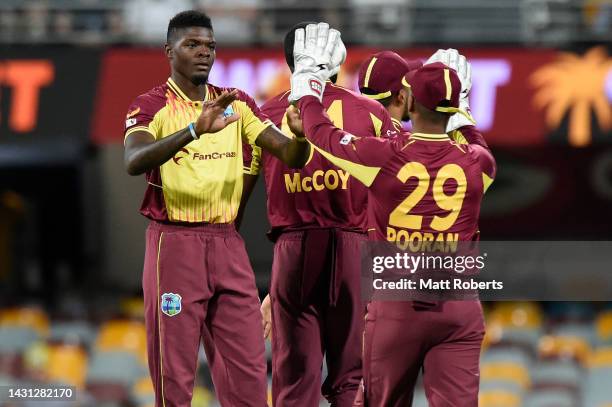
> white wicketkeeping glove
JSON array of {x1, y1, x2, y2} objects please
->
[
  {"x1": 426, "y1": 48, "x2": 476, "y2": 132},
  {"x1": 288, "y1": 22, "x2": 343, "y2": 103},
  {"x1": 329, "y1": 34, "x2": 347, "y2": 77}
]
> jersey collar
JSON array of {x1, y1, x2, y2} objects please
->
[
  {"x1": 167, "y1": 77, "x2": 211, "y2": 102},
  {"x1": 391, "y1": 118, "x2": 403, "y2": 131},
  {"x1": 409, "y1": 132, "x2": 451, "y2": 141}
]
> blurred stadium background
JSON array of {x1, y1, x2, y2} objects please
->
[{"x1": 0, "y1": 0, "x2": 611, "y2": 406}]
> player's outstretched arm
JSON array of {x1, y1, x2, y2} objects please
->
[
  {"x1": 452, "y1": 125, "x2": 491, "y2": 150},
  {"x1": 254, "y1": 126, "x2": 310, "y2": 169},
  {"x1": 124, "y1": 90, "x2": 239, "y2": 176},
  {"x1": 288, "y1": 101, "x2": 394, "y2": 187}
]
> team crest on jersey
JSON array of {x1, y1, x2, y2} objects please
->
[
  {"x1": 340, "y1": 133, "x2": 356, "y2": 145},
  {"x1": 223, "y1": 105, "x2": 235, "y2": 118},
  {"x1": 161, "y1": 293, "x2": 182, "y2": 316},
  {"x1": 125, "y1": 118, "x2": 137, "y2": 128}
]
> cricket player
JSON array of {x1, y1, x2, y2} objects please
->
[
  {"x1": 286, "y1": 24, "x2": 496, "y2": 406},
  {"x1": 123, "y1": 11, "x2": 310, "y2": 407},
  {"x1": 357, "y1": 50, "x2": 422, "y2": 134},
  {"x1": 251, "y1": 22, "x2": 398, "y2": 407},
  {"x1": 358, "y1": 49, "x2": 481, "y2": 145}
]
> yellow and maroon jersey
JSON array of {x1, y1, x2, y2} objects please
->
[
  {"x1": 124, "y1": 78, "x2": 272, "y2": 223},
  {"x1": 259, "y1": 83, "x2": 398, "y2": 234},
  {"x1": 296, "y1": 96, "x2": 496, "y2": 247}
]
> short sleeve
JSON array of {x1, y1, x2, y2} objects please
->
[
  {"x1": 243, "y1": 143, "x2": 262, "y2": 175},
  {"x1": 234, "y1": 90, "x2": 273, "y2": 145},
  {"x1": 124, "y1": 94, "x2": 161, "y2": 143}
]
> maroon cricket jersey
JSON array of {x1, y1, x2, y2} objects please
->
[
  {"x1": 260, "y1": 83, "x2": 398, "y2": 234},
  {"x1": 296, "y1": 96, "x2": 496, "y2": 247}
]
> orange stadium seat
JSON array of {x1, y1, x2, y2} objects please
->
[
  {"x1": 596, "y1": 311, "x2": 612, "y2": 343},
  {"x1": 131, "y1": 376, "x2": 155, "y2": 406},
  {"x1": 95, "y1": 320, "x2": 147, "y2": 364},
  {"x1": 487, "y1": 302, "x2": 543, "y2": 330},
  {"x1": 589, "y1": 347, "x2": 612, "y2": 368},
  {"x1": 46, "y1": 344, "x2": 88, "y2": 388},
  {"x1": 539, "y1": 335, "x2": 591, "y2": 365},
  {"x1": 479, "y1": 389, "x2": 522, "y2": 407},
  {"x1": 0, "y1": 307, "x2": 50, "y2": 336}
]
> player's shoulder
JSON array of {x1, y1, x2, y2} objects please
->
[
  {"x1": 208, "y1": 83, "x2": 258, "y2": 105},
  {"x1": 325, "y1": 83, "x2": 382, "y2": 111},
  {"x1": 325, "y1": 83, "x2": 361, "y2": 100},
  {"x1": 466, "y1": 143, "x2": 496, "y2": 167},
  {"x1": 128, "y1": 83, "x2": 167, "y2": 114},
  {"x1": 261, "y1": 90, "x2": 290, "y2": 111}
]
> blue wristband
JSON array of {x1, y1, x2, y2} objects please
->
[{"x1": 188, "y1": 122, "x2": 199, "y2": 140}]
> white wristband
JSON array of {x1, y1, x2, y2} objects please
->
[{"x1": 188, "y1": 122, "x2": 199, "y2": 140}]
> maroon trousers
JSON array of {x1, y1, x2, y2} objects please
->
[
  {"x1": 270, "y1": 229, "x2": 366, "y2": 407},
  {"x1": 143, "y1": 222, "x2": 267, "y2": 407},
  {"x1": 355, "y1": 301, "x2": 484, "y2": 407}
]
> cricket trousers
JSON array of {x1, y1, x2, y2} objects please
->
[
  {"x1": 143, "y1": 221, "x2": 267, "y2": 407},
  {"x1": 270, "y1": 228, "x2": 366, "y2": 407},
  {"x1": 354, "y1": 300, "x2": 484, "y2": 407}
]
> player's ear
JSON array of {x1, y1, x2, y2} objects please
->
[
  {"x1": 407, "y1": 91, "x2": 416, "y2": 113},
  {"x1": 396, "y1": 88, "x2": 408, "y2": 106},
  {"x1": 165, "y1": 43, "x2": 173, "y2": 60}
]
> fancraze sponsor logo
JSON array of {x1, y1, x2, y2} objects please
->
[
  {"x1": 173, "y1": 150, "x2": 236, "y2": 165},
  {"x1": 284, "y1": 169, "x2": 351, "y2": 193},
  {"x1": 192, "y1": 152, "x2": 236, "y2": 160}
]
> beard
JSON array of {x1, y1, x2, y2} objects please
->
[
  {"x1": 191, "y1": 73, "x2": 209, "y2": 86},
  {"x1": 402, "y1": 99, "x2": 411, "y2": 122}
]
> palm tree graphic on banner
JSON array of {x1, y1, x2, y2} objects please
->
[{"x1": 531, "y1": 47, "x2": 612, "y2": 147}]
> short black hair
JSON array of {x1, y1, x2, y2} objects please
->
[
  {"x1": 283, "y1": 21, "x2": 317, "y2": 72},
  {"x1": 167, "y1": 10, "x2": 213, "y2": 44}
]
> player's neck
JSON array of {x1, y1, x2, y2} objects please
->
[
  {"x1": 411, "y1": 121, "x2": 446, "y2": 135},
  {"x1": 171, "y1": 73, "x2": 207, "y2": 101},
  {"x1": 387, "y1": 105, "x2": 404, "y2": 123}
]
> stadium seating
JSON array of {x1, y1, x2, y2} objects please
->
[
  {"x1": 131, "y1": 376, "x2": 155, "y2": 406},
  {"x1": 523, "y1": 389, "x2": 577, "y2": 407},
  {"x1": 49, "y1": 321, "x2": 96, "y2": 347},
  {"x1": 0, "y1": 307, "x2": 50, "y2": 336},
  {"x1": 596, "y1": 310, "x2": 612, "y2": 343},
  {"x1": 46, "y1": 343, "x2": 88, "y2": 388},
  {"x1": 94, "y1": 319, "x2": 147, "y2": 363},
  {"x1": 539, "y1": 334, "x2": 592, "y2": 365},
  {"x1": 479, "y1": 389, "x2": 522, "y2": 407},
  {"x1": 530, "y1": 360, "x2": 582, "y2": 392},
  {"x1": 1, "y1": 301, "x2": 612, "y2": 406}
]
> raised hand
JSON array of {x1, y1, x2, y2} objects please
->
[
  {"x1": 289, "y1": 22, "x2": 345, "y2": 103},
  {"x1": 195, "y1": 89, "x2": 240, "y2": 135},
  {"x1": 286, "y1": 105, "x2": 304, "y2": 138},
  {"x1": 426, "y1": 48, "x2": 476, "y2": 131}
]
